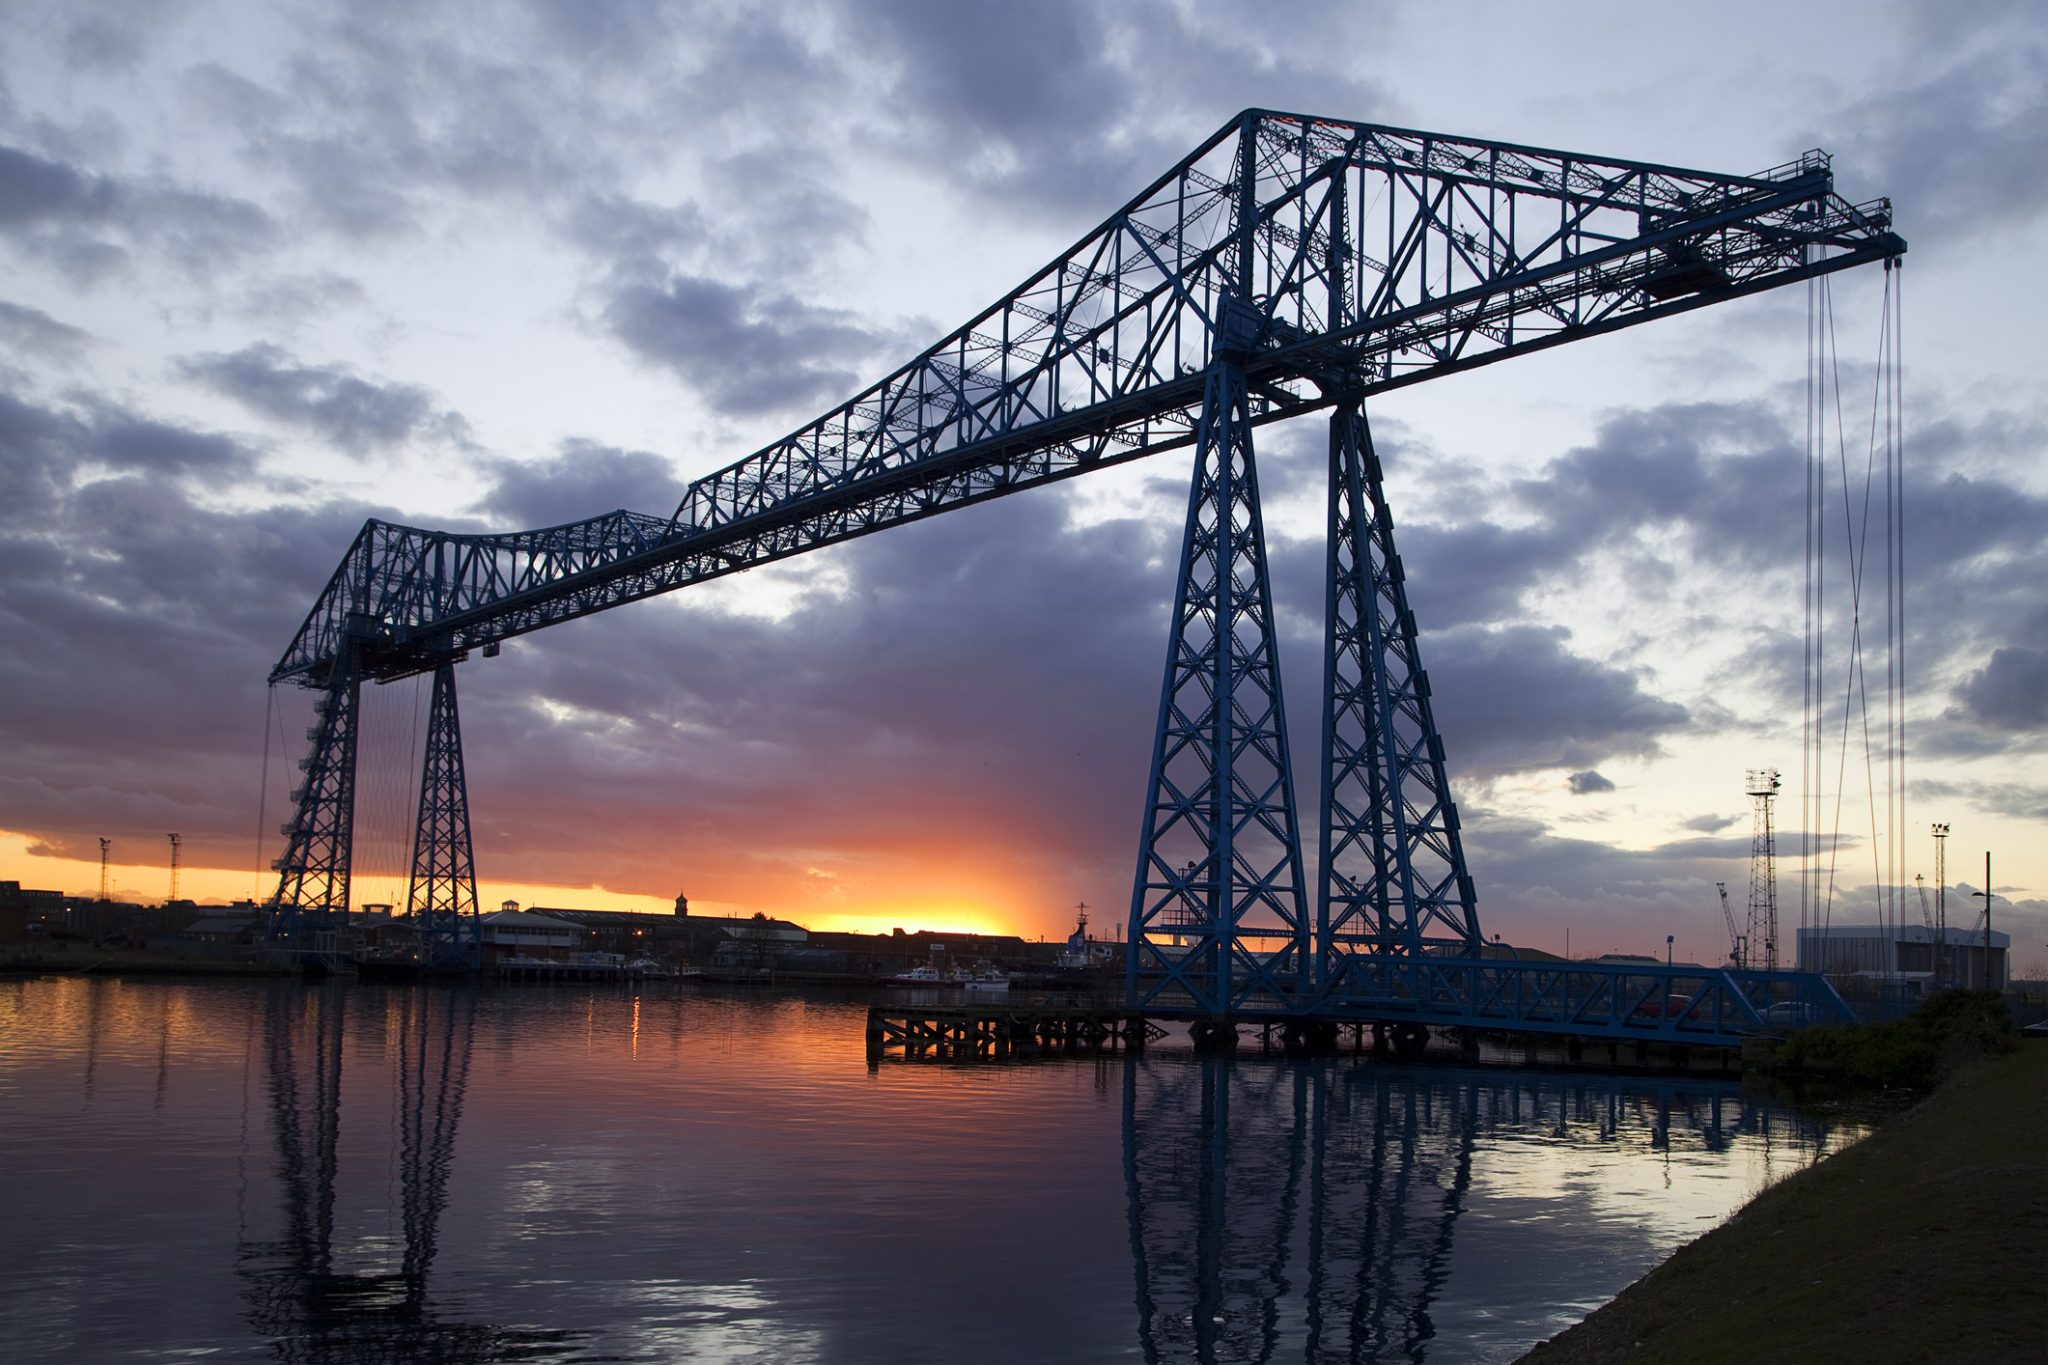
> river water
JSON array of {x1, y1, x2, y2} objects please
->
[{"x1": 0, "y1": 976, "x2": 1865, "y2": 1363}]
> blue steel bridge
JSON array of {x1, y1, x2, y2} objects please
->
[{"x1": 265, "y1": 109, "x2": 1904, "y2": 1050}]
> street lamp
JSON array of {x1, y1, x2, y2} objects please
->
[{"x1": 1971, "y1": 851, "x2": 2003, "y2": 992}]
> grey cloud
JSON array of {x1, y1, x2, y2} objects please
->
[
  {"x1": 1682, "y1": 813, "x2": 1741, "y2": 834},
  {"x1": 0, "y1": 390, "x2": 258, "y2": 524},
  {"x1": 1399, "y1": 520, "x2": 1570, "y2": 629},
  {"x1": 1511, "y1": 401, "x2": 1800, "y2": 569},
  {"x1": 63, "y1": 16, "x2": 147, "y2": 72},
  {"x1": 0, "y1": 390, "x2": 83, "y2": 520},
  {"x1": 702, "y1": 151, "x2": 872, "y2": 274},
  {"x1": 523, "y1": 0, "x2": 682, "y2": 64},
  {"x1": 1953, "y1": 646, "x2": 2048, "y2": 731},
  {"x1": 92, "y1": 412, "x2": 256, "y2": 480},
  {"x1": 847, "y1": 0, "x2": 1386, "y2": 220},
  {"x1": 469, "y1": 440, "x2": 683, "y2": 527},
  {"x1": 144, "y1": 187, "x2": 276, "y2": 275},
  {"x1": 0, "y1": 390, "x2": 398, "y2": 872},
  {"x1": 1824, "y1": 37, "x2": 2048, "y2": 243},
  {"x1": 1567, "y1": 770, "x2": 1616, "y2": 795},
  {"x1": 0, "y1": 144, "x2": 113, "y2": 226},
  {"x1": 566, "y1": 194, "x2": 709, "y2": 275},
  {"x1": 237, "y1": 272, "x2": 371, "y2": 329},
  {"x1": 1425, "y1": 623, "x2": 1691, "y2": 777},
  {"x1": 180, "y1": 343, "x2": 471, "y2": 455},
  {"x1": 603, "y1": 273, "x2": 885, "y2": 416},
  {"x1": 1912, "y1": 777, "x2": 2048, "y2": 825},
  {"x1": 200, "y1": 5, "x2": 681, "y2": 241},
  {"x1": 433, "y1": 484, "x2": 1172, "y2": 895},
  {"x1": 858, "y1": 0, "x2": 1159, "y2": 212},
  {"x1": 0, "y1": 141, "x2": 276, "y2": 282},
  {"x1": 0, "y1": 300, "x2": 93, "y2": 363}
]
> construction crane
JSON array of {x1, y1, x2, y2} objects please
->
[
  {"x1": 1915, "y1": 873, "x2": 1932, "y2": 932},
  {"x1": 1716, "y1": 881, "x2": 1745, "y2": 968}
]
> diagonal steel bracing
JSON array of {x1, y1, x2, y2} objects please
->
[
  {"x1": 1317, "y1": 400, "x2": 1480, "y2": 989},
  {"x1": 405, "y1": 663, "x2": 480, "y2": 967},
  {"x1": 1127, "y1": 358, "x2": 1308, "y2": 1016},
  {"x1": 269, "y1": 111, "x2": 1900, "y2": 690},
  {"x1": 269, "y1": 650, "x2": 360, "y2": 930},
  {"x1": 261, "y1": 110, "x2": 1902, "y2": 1008}
]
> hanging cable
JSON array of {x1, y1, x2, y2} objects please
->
[
  {"x1": 253, "y1": 684, "x2": 278, "y2": 902},
  {"x1": 1813, "y1": 266, "x2": 1902, "y2": 946},
  {"x1": 1884, "y1": 258, "x2": 1900, "y2": 961},
  {"x1": 1802, "y1": 265, "x2": 1816, "y2": 944}
]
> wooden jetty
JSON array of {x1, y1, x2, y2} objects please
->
[{"x1": 866, "y1": 1000, "x2": 1157, "y2": 1062}]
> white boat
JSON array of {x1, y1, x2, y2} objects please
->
[
  {"x1": 882, "y1": 965, "x2": 958, "y2": 988},
  {"x1": 961, "y1": 969, "x2": 1010, "y2": 993}
]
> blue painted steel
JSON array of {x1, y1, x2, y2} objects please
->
[
  {"x1": 405, "y1": 663, "x2": 481, "y2": 969},
  {"x1": 259, "y1": 112, "x2": 1905, "y2": 1035},
  {"x1": 1127, "y1": 357, "x2": 1308, "y2": 1016},
  {"x1": 1124, "y1": 1058, "x2": 1471, "y2": 1360},
  {"x1": 1140, "y1": 954, "x2": 1859, "y2": 1048},
  {"x1": 268, "y1": 651, "x2": 359, "y2": 935},
  {"x1": 1318, "y1": 400, "x2": 1480, "y2": 984},
  {"x1": 268, "y1": 114, "x2": 1902, "y2": 690}
]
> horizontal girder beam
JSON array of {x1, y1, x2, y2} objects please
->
[{"x1": 273, "y1": 109, "x2": 1903, "y2": 685}]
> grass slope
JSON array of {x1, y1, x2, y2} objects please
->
[{"x1": 1520, "y1": 1044, "x2": 2048, "y2": 1364}]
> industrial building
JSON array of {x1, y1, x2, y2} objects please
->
[{"x1": 1795, "y1": 923, "x2": 2010, "y2": 993}]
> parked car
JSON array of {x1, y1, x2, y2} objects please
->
[
  {"x1": 1762, "y1": 1001, "x2": 1822, "y2": 1027},
  {"x1": 1632, "y1": 993, "x2": 1693, "y2": 1019}
]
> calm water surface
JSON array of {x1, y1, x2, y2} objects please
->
[{"x1": 0, "y1": 976, "x2": 1866, "y2": 1363}]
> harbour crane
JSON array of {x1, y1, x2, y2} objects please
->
[{"x1": 1716, "y1": 881, "x2": 1745, "y2": 969}]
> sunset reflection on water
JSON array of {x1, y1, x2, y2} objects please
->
[{"x1": 0, "y1": 977, "x2": 1864, "y2": 1363}]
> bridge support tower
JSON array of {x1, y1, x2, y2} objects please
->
[
  {"x1": 1316, "y1": 400, "x2": 1481, "y2": 995},
  {"x1": 268, "y1": 650, "x2": 362, "y2": 946},
  {"x1": 1128, "y1": 356, "x2": 1309, "y2": 1016},
  {"x1": 406, "y1": 662, "x2": 481, "y2": 968},
  {"x1": 270, "y1": 653, "x2": 480, "y2": 970}
]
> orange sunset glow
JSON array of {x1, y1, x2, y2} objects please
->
[{"x1": 0, "y1": 828, "x2": 1081, "y2": 942}]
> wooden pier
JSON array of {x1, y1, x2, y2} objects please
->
[{"x1": 866, "y1": 1000, "x2": 1156, "y2": 1062}]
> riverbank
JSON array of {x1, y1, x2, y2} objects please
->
[
  {"x1": 1520, "y1": 1042, "x2": 2048, "y2": 1363},
  {"x1": 0, "y1": 945, "x2": 290, "y2": 977}
]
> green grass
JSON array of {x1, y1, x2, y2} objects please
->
[
  {"x1": 1519, "y1": 1040, "x2": 2048, "y2": 1363},
  {"x1": 1768, "y1": 990, "x2": 2020, "y2": 1090}
]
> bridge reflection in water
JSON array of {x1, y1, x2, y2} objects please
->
[
  {"x1": 237, "y1": 982, "x2": 587, "y2": 1364},
  {"x1": 1121, "y1": 1056, "x2": 1843, "y2": 1364},
  {"x1": 4, "y1": 978, "x2": 1867, "y2": 1363}
]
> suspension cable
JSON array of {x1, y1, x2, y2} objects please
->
[
  {"x1": 1811, "y1": 266, "x2": 1901, "y2": 946},
  {"x1": 253, "y1": 683, "x2": 278, "y2": 902}
]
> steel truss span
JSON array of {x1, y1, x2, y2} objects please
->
[{"x1": 264, "y1": 109, "x2": 1901, "y2": 1037}]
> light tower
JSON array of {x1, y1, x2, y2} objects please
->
[
  {"x1": 166, "y1": 832, "x2": 182, "y2": 904},
  {"x1": 1930, "y1": 823, "x2": 1949, "y2": 985},
  {"x1": 98, "y1": 837, "x2": 111, "y2": 903},
  {"x1": 1745, "y1": 770, "x2": 1780, "y2": 971}
]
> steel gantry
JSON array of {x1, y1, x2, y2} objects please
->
[{"x1": 264, "y1": 109, "x2": 1900, "y2": 1037}]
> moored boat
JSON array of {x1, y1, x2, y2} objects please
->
[{"x1": 882, "y1": 965, "x2": 958, "y2": 988}]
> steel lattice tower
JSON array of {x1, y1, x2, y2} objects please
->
[
  {"x1": 406, "y1": 663, "x2": 480, "y2": 968},
  {"x1": 258, "y1": 111, "x2": 1904, "y2": 1020},
  {"x1": 1128, "y1": 351, "x2": 1309, "y2": 1017},
  {"x1": 270, "y1": 652, "x2": 362, "y2": 935},
  {"x1": 1745, "y1": 769, "x2": 1780, "y2": 971},
  {"x1": 1318, "y1": 401, "x2": 1480, "y2": 989}
]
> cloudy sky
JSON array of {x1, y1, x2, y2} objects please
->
[{"x1": 2, "y1": 0, "x2": 2042, "y2": 965}]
